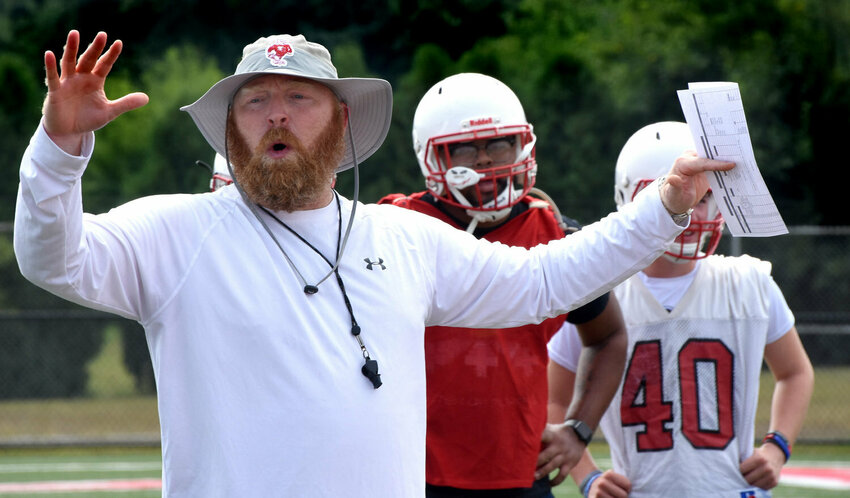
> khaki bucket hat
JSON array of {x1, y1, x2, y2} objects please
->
[{"x1": 181, "y1": 34, "x2": 393, "y2": 172}]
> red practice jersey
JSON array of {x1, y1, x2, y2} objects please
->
[{"x1": 379, "y1": 191, "x2": 569, "y2": 489}]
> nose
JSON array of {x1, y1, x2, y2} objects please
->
[
  {"x1": 473, "y1": 146, "x2": 494, "y2": 168},
  {"x1": 267, "y1": 96, "x2": 289, "y2": 127}
]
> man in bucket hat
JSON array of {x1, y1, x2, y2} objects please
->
[
  {"x1": 15, "y1": 30, "x2": 733, "y2": 497},
  {"x1": 183, "y1": 34, "x2": 392, "y2": 179}
]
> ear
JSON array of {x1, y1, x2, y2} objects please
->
[{"x1": 341, "y1": 102, "x2": 350, "y2": 127}]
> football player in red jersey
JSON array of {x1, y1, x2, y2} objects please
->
[{"x1": 380, "y1": 73, "x2": 627, "y2": 498}]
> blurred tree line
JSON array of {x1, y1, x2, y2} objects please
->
[{"x1": 0, "y1": 0, "x2": 848, "y2": 396}]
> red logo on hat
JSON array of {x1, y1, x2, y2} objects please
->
[{"x1": 266, "y1": 43, "x2": 294, "y2": 67}]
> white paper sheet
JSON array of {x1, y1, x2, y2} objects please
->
[{"x1": 677, "y1": 82, "x2": 788, "y2": 237}]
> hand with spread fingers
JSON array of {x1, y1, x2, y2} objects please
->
[{"x1": 42, "y1": 30, "x2": 149, "y2": 155}]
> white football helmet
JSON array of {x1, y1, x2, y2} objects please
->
[
  {"x1": 412, "y1": 73, "x2": 537, "y2": 225},
  {"x1": 211, "y1": 154, "x2": 234, "y2": 192},
  {"x1": 614, "y1": 121, "x2": 724, "y2": 261}
]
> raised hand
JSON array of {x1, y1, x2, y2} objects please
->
[
  {"x1": 42, "y1": 30, "x2": 149, "y2": 155},
  {"x1": 659, "y1": 151, "x2": 735, "y2": 215}
]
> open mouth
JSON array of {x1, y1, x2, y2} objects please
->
[
  {"x1": 478, "y1": 182, "x2": 495, "y2": 194},
  {"x1": 267, "y1": 142, "x2": 289, "y2": 158}
]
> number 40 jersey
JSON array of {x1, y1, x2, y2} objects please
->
[{"x1": 599, "y1": 254, "x2": 793, "y2": 497}]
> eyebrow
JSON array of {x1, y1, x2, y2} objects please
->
[
  {"x1": 241, "y1": 76, "x2": 322, "y2": 92},
  {"x1": 233, "y1": 77, "x2": 338, "y2": 106}
]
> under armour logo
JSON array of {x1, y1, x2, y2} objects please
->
[{"x1": 364, "y1": 258, "x2": 386, "y2": 271}]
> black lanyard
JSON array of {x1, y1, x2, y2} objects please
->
[{"x1": 260, "y1": 195, "x2": 382, "y2": 389}]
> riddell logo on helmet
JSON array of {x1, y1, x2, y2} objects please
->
[
  {"x1": 266, "y1": 43, "x2": 294, "y2": 67},
  {"x1": 466, "y1": 117, "x2": 494, "y2": 127}
]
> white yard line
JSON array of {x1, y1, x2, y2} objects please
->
[
  {"x1": 0, "y1": 462, "x2": 160, "y2": 473},
  {"x1": 0, "y1": 478, "x2": 161, "y2": 493}
]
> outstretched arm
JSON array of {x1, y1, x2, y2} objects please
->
[
  {"x1": 42, "y1": 30, "x2": 148, "y2": 155},
  {"x1": 15, "y1": 29, "x2": 150, "y2": 318}
]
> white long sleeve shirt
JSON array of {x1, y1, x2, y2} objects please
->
[{"x1": 15, "y1": 122, "x2": 684, "y2": 497}]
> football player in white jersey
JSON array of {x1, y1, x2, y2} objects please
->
[{"x1": 546, "y1": 122, "x2": 814, "y2": 498}]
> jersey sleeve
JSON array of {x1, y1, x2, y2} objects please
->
[
  {"x1": 738, "y1": 254, "x2": 795, "y2": 344},
  {"x1": 547, "y1": 322, "x2": 582, "y2": 372},
  {"x1": 765, "y1": 275, "x2": 795, "y2": 343},
  {"x1": 566, "y1": 292, "x2": 610, "y2": 324}
]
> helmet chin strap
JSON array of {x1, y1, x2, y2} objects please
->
[
  {"x1": 662, "y1": 240, "x2": 705, "y2": 263},
  {"x1": 516, "y1": 139, "x2": 535, "y2": 163},
  {"x1": 661, "y1": 249, "x2": 698, "y2": 264},
  {"x1": 463, "y1": 207, "x2": 512, "y2": 233},
  {"x1": 462, "y1": 190, "x2": 516, "y2": 233},
  {"x1": 445, "y1": 166, "x2": 519, "y2": 233}
]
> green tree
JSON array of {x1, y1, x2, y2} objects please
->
[
  {"x1": 493, "y1": 0, "x2": 850, "y2": 223},
  {"x1": 84, "y1": 44, "x2": 226, "y2": 212},
  {"x1": 0, "y1": 53, "x2": 43, "y2": 220}
]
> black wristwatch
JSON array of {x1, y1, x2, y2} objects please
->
[{"x1": 565, "y1": 419, "x2": 593, "y2": 446}]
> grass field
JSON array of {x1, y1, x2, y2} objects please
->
[
  {"x1": 0, "y1": 330, "x2": 847, "y2": 496},
  {"x1": 0, "y1": 447, "x2": 161, "y2": 497},
  {"x1": 1, "y1": 330, "x2": 846, "y2": 443},
  {"x1": 0, "y1": 443, "x2": 847, "y2": 497}
]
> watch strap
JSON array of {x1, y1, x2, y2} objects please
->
[
  {"x1": 565, "y1": 418, "x2": 593, "y2": 445},
  {"x1": 657, "y1": 175, "x2": 693, "y2": 226}
]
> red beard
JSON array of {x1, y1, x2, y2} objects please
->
[{"x1": 225, "y1": 106, "x2": 345, "y2": 211}]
